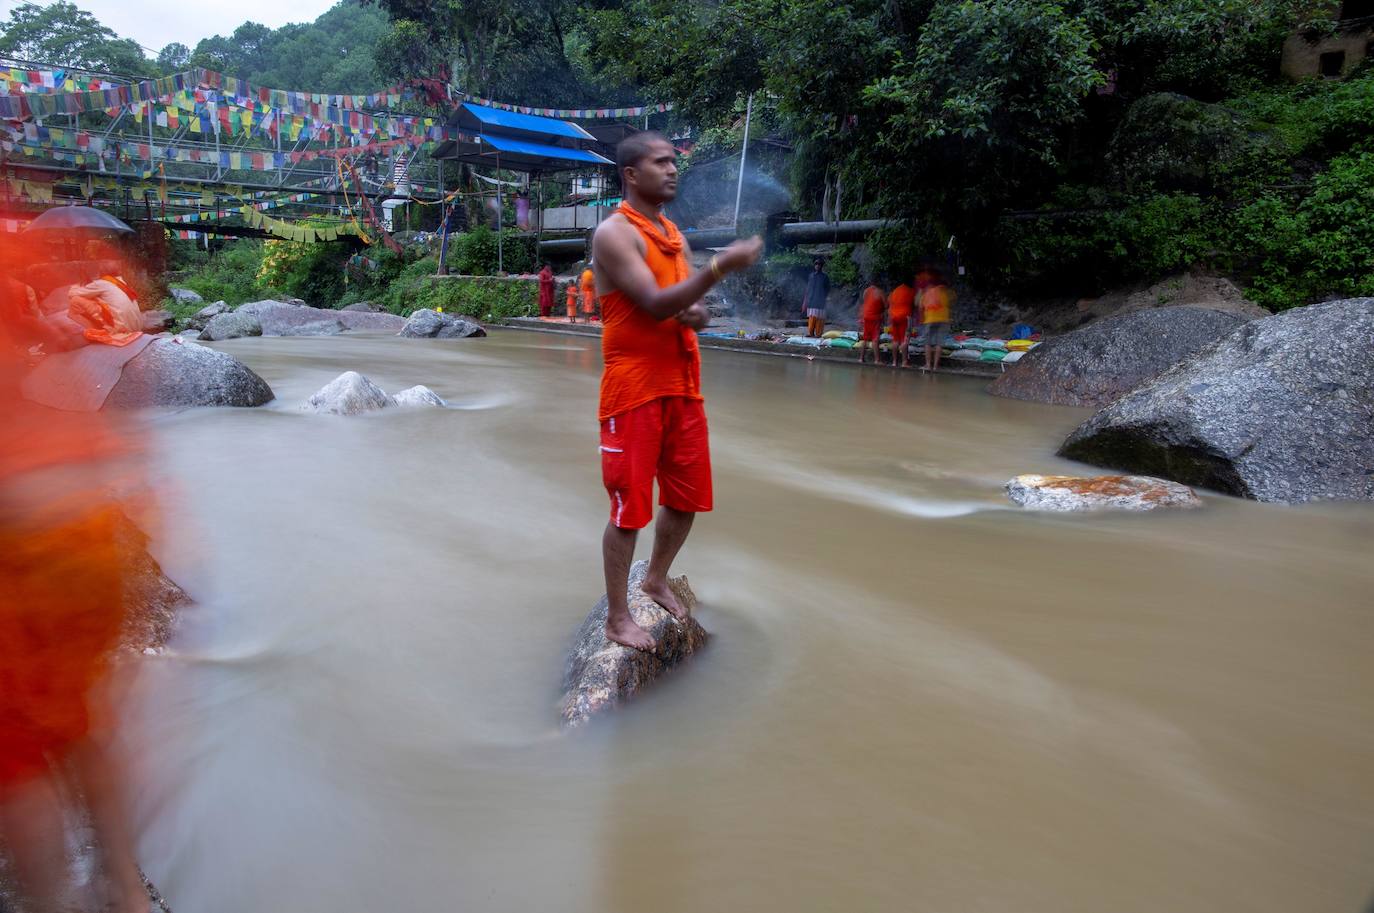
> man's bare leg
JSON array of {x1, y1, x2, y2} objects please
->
[
  {"x1": 0, "y1": 772, "x2": 67, "y2": 912},
  {"x1": 641, "y1": 506, "x2": 693, "y2": 621},
  {"x1": 603, "y1": 522, "x2": 655, "y2": 651},
  {"x1": 70, "y1": 738, "x2": 150, "y2": 913}
]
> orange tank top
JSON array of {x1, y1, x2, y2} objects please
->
[
  {"x1": 889, "y1": 284, "x2": 915, "y2": 320},
  {"x1": 860, "y1": 286, "x2": 885, "y2": 321},
  {"x1": 921, "y1": 286, "x2": 952, "y2": 324},
  {"x1": 598, "y1": 203, "x2": 702, "y2": 421}
]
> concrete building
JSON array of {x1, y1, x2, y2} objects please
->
[{"x1": 1282, "y1": 1, "x2": 1374, "y2": 79}]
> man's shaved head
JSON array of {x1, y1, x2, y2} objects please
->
[{"x1": 616, "y1": 131, "x2": 672, "y2": 173}]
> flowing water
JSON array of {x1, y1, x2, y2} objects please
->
[{"x1": 125, "y1": 329, "x2": 1374, "y2": 913}]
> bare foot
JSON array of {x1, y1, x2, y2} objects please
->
[
  {"x1": 605, "y1": 616, "x2": 656, "y2": 652},
  {"x1": 641, "y1": 578, "x2": 690, "y2": 622}
]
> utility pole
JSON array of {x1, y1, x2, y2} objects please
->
[{"x1": 732, "y1": 93, "x2": 753, "y2": 233}]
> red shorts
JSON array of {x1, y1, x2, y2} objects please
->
[
  {"x1": 891, "y1": 317, "x2": 910, "y2": 343},
  {"x1": 601, "y1": 396, "x2": 712, "y2": 530},
  {"x1": 862, "y1": 318, "x2": 882, "y2": 342}
]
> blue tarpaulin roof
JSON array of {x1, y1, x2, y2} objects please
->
[
  {"x1": 478, "y1": 134, "x2": 612, "y2": 166},
  {"x1": 459, "y1": 103, "x2": 595, "y2": 142}
]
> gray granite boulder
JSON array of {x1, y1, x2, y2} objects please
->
[
  {"x1": 199, "y1": 311, "x2": 263, "y2": 341},
  {"x1": 187, "y1": 300, "x2": 229, "y2": 330},
  {"x1": 237, "y1": 300, "x2": 406, "y2": 335},
  {"x1": 170, "y1": 287, "x2": 203, "y2": 304},
  {"x1": 104, "y1": 338, "x2": 274, "y2": 408},
  {"x1": 1059, "y1": 299, "x2": 1374, "y2": 503},
  {"x1": 990, "y1": 306, "x2": 1252, "y2": 407},
  {"x1": 341, "y1": 301, "x2": 381, "y2": 312},
  {"x1": 1005, "y1": 474, "x2": 1201, "y2": 511},
  {"x1": 305, "y1": 371, "x2": 394, "y2": 415},
  {"x1": 399, "y1": 308, "x2": 487, "y2": 339},
  {"x1": 393, "y1": 385, "x2": 446, "y2": 407},
  {"x1": 561, "y1": 560, "x2": 709, "y2": 728},
  {"x1": 281, "y1": 318, "x2": 348, "y2": 337}
]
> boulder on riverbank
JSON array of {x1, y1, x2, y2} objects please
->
[
  {"x1": 561, "y1": 560, "x2": 709, "y2": 728},
  {"x1": 305, "y1": 371, "x2": 394, "y2": 415},
  {"x1": 1059, "y1": 298, "x2": 1374, "y2": 503},
  {"x1": 399, "y1": 308, "x2": 487, "y2": 339},
  {"x1": 141, "y1": 309, "x2": 175, "y2": 334},
  {"x1": 989, "y1": 306, "x2": 1252, "y2": 407},
  {"x1": 1006, "y1": 474, "x2": 1201, "y2": 511},
  {"x1": 281, "y1": 318, "x2": 347, "y2": 336},
  {"x1": 393, "y1": 384, "x2": 446, "y2": 407},
  {"x1": 187, "y1": 300, "x2": 229, "y2": 330},
  {"x1": 170, "y1": 287, "x2": 203, "y2": 304},
  {"x1": 104, "y1": 338, "x2": 274, "y2": 409},
  {"x1": 199, "y1": 311, "x2": 263, "y2": 341},
  {"x1": 236, "y1": 299, "x2": 406, "y2": 335}
]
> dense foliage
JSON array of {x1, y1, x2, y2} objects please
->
[{"x1": 0, "y1": 1, "x2": 152, "y2": 74}]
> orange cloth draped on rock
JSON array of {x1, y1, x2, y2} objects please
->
[
  {"x1": 888, "y1": 283, "x2": 915, "y2": 320},
  {"x1": 580, "y1": 268, "x2": 597, "y2": 315},
  {"x1": 860, "y1": 285, "x2": 886, "y2": 321},
  {"x1": 598, "y1": 201, "x2": 701, "y2": 422},
  {"x1": 67, "y1": 275, "x2": 143, "y2": 346},
  {"x1": 0, "y1": 272, "x2": 138, "y2": 786}
]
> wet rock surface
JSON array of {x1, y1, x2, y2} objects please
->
[
  {"x1": 198, "y1": 311, "x2": 263, "y2": 341},
  {"x1": 561, "y1": 560, "x2": 710, "y2": 728},
  {"x1": 170, "y1": 287, "x2": 202, "y2": 304},
  {"x1": 305, "y1": 371, "x2": 394, "y2": 415},
  {"x1": 393, "y1": 384, "x2": 446, "y2": 407},
  {"x1": 989, "y1": 306, "x2": 1251, "y2": 407},
  {"x1": 141, "y1": 309, "x2": 175, "y2": 334},
  {"x1": 1006, "y1": 474, "x2": 1201, "y2": 511},
  {"x1": 236, "y1": 300, "x2": 406, "y2": 334},
  {"x1": 398, "y1": 308, "x2": 487, "y2": 339},
  {"x1": 115, "y1": 508, "x2": 192, "y2": 652},
  {"x1": 186, "y1": 300, "x2": 228, "y2": 330},
  {"x1": 280, "y1": 318, "x2": 348, "y2": 337},
  {"x1": 105, "y1": 338, "x2": 274, "y2": 409},
  {"x1": 1059, "y1": 298, "x2": 1374, "y2": 503}
]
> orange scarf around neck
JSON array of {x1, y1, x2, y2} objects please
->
[{"x1": 617, "y1": 201, "x2": 684, "y2": 259}]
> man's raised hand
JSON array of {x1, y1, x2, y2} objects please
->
[{"x1": 716, "y1": 236, "x2": 764, "y2": 275}]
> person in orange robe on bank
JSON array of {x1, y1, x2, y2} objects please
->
[
  {"x1": 537, "y1": 263, "x2": 555, "y2": 318},
  {"x1": 580, "y1": 263, "x2": 598, "y2": 321},
  {"x1": 858, "y1": 279, "x2": 886, "y2": 365},
  {"x1": 919, "y1": 269, "x2": 954, "y2": 372},
  {"x1": 887, "y1": 275, "x2": 916, "y2": 369},
  {"x1": 590, "y1": 131, "x2": 762, "y2": 651},
  {"x1": 0, "y1": 233, "x2": 152, "y2": 913},
  {"x1": 565, "y1": 281, "x2": 579, "y2": 322}
]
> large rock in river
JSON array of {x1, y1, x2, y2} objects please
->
[
  {"x1": 114, "y1": 508, "x2": 192, "y2": 652},
  {"x1": 989, "y1": 306, "x2": 1252, "y2": 407},
  {"x1": 305, "y1": 371, "x2": 394, "y2": 415},
  {"x1": 105, "y1": 338, "x2": 274, "y2": 408},
  {"x1": 236, "y1": 299, "x2": 406, "y2": 335},
  {"x1": 393, "y1": 384, "x2": 446, "y2": 407},
  {"x1": 561, "y1": 560, "x2": 709, "y2": 728},
  {"x1": 1059, "y1": 298, "x2": 1374, "y2": 503},
  {"x1": 398, "y1": 308, "x2": 487, "y2": 339},
  {"x1": 199, "y1": 311, "x2": 262, "y2": 341}
]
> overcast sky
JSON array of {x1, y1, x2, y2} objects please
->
[{"x1": 58, "y1": 0, "x2": 340, "y2": 55}]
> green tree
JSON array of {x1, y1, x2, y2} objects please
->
[{"x1": 0, "y1": 1, "x2": 152, "y2": 74}]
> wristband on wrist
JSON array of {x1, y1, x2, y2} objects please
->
[{"x1": 709, "y1": 255, "x2": 725, "y2": 281}]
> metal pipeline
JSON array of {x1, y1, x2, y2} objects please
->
[{"x1": 535, "y1": 219, "x2": 894, "y2": 256}]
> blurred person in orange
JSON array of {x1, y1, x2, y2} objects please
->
[
  {"x1": 0, "y1": 229, "x2": 153, "y2": 913},
  {"x1": 580, "y1": 262, "x2": 599, "y2": 322}
]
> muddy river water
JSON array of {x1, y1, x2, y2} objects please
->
[{"x1": 126, "y1": 329, "x2": 1373, "y2": 913}]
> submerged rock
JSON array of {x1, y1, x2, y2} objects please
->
[
  {"x1": 398, "y1": 308, "x2": 487, "y2": 339},
  {"x1": 1006, "y1": 474, "x2": 1201, "y2": 511},
  {"x1": 561, "y1": 560, "x2": 709, "y2": 728},
  {"x1": 393, "y1": 385, "x2": 446, "y2": 407},
  {"x1": 199, "y1": 311, "x2": 263, "y2": 341},
  {"x1": 1060, "y1": 298, "x2": 1374, "y2": 503},
  {"x1": 105, "y1": 337, "x2": 274, "y2": 409},
  {"x1": 114, "y1": 508, "x2": 192, "y2": 651},
  {"x1": 989, "y1": 306, "x2": 1251, "y2": 407},
  {"x1": 236, "y1": 300, "x2": 406, "y2": 335},
  {"x1": 305, "y1": 371, "x2": 394, "y2": 415}
]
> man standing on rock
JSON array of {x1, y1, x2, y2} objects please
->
[{"x1": 592, "y1": 132, "x2": 762, "y2": 651}]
